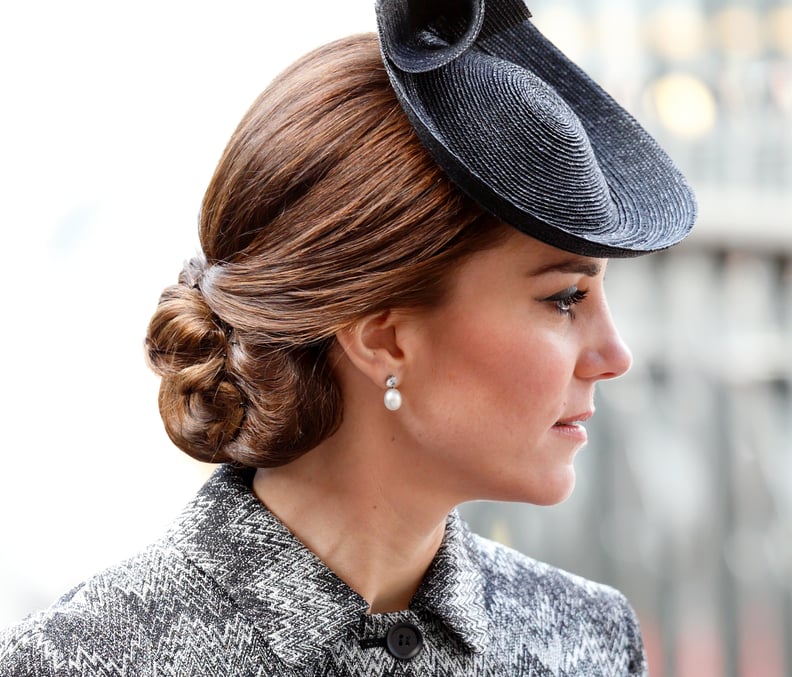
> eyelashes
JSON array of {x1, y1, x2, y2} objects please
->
[{"x1": 544, "y1": 286, "x2": 589, "y2": 317}]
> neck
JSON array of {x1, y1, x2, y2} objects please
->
[{"x1": 252, "y1": 426, "x2": 451, "y2": 614}]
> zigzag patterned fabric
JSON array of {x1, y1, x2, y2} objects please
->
[{"x1": 0, "y1": 465, "x2": 647, "y2": 675}]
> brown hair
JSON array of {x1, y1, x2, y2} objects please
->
[{"x1": 145, "y1": 33, "x2": 506, "y2": 467}]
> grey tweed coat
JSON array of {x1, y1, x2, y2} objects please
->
[{"x1": 0, "y1": 465, "x2": 647, "y2": 676}]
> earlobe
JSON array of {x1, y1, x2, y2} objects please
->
[{"x1": 335, "y1": 311, "x2": 405, "y2": 388}]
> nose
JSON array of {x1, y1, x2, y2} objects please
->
[{"x1": 575, "y1": 301, "x2": 633, "y2": 382}]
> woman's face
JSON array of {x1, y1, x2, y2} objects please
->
[{"x1": 398, "y1": 229, "x2": 632, "y2": 506}]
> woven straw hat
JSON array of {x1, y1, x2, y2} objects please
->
[{"x1": 375, "y1": 0, "x2": 697, "y2": 257}]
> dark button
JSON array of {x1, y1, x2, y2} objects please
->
[{"x1": 385, "y1": 621, "x2": 423, "y2": 660}]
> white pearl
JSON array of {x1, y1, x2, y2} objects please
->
[{"x1": 384, "y1": 387, "x2": 402, "y2": 411}]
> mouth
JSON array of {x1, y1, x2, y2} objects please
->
[
  {"x1": 551, "y1": 410, "x2": 593, "y2": 443},
  {"x1": 554, "y1": 410, "x2": 594, "y2": 428}
]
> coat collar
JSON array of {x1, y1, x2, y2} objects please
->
[{"x1": 167, "y1": 465, "x2": 490, "y2": 668}]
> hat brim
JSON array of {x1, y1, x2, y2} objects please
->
[{"x1": 376, "y1": 0, "x2": 697, "y2": 258}]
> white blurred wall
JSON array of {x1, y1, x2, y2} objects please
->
[{"x1": 0, "y1": 0, "x2": 374, "y2": 626}]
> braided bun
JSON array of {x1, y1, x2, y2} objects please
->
[
  {"x1": 145, "y1": 257, "x2": 245, "y2": 463},
  {"x1": 146, "y1": 257, "x2": 343, "y2": 466}
]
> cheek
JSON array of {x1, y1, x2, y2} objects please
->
[{"x1": 414, "y1": 321, "x2": 571, "y2": 434}]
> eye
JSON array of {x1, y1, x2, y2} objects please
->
[{"x1": 544, "y1": 286, "x2": 589, "y2": 317}]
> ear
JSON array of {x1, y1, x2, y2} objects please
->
[{"x1": 335, "y1": 310, "x2": 406, "y2": 388}]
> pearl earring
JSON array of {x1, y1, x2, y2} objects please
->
[{"x1": 384, "y1": 375, "x2": 402, "y2": 411}]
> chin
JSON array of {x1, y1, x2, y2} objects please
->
[{"x1": 504, "y1": 466, "x2": 577, "y2": 506}]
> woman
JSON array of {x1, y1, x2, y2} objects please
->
[{"x1": 0, "y1": 0, "x2": 696, "y2": 674}]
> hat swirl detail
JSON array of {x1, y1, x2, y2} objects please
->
[
  {"x1": 376, "y1": 0, "x2": 698, "y2": 257},
  {"x1": 377, "y1": 0, "x2": 532, "y2": 74},
  {"x1": 377, "y1": 0, "x2": 485, "y2": 73}
]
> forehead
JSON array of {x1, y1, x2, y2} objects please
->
[{"x1": 465, "y1": 229, "x2": 608, "y2": 280}]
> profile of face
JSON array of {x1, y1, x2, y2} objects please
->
[{"x1": 368, "y1": 229, "x2": 632, "y2": 508}]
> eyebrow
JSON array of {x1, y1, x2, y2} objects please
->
[{"x1": 526, "y1": 258, "x2": 603, "y2": 278}]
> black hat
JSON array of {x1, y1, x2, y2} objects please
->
[{"x1": 375, "y1": 0, "x2": 697, "y2": 258}]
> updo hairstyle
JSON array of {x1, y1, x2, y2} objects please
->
[{"x1": 145, "y1": 34, "x2": 506, "y2": 467}]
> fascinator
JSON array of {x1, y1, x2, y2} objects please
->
[{"x1": 375, "y1": 0, "x2": 697, "y2": 257}]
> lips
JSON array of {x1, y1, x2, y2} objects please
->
[
  {"x1": 551, "y1": 411, "x2": 592, "y2": 445},
  {"x1": 554, "y1": 410, "x2": 594, "y2": 427}
]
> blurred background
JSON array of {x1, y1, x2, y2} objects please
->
[{"x1": 0, "y1": 1, "x2": 790, "y2": 675}]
